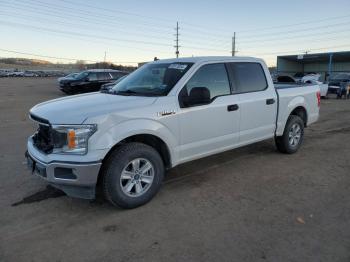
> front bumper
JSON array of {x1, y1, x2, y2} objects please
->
[
  {"x1": 25, "y1": 139, "x2": 102, "y2": 199},
  {"x1": 328, "y1": 86, "x2": 340, "y2": 94}
]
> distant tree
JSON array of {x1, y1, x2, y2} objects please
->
[{"x1": 76, "y1": 60, "x2": 86, "y2": 70}]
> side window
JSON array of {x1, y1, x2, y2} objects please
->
[
  {"x1": 184, "y1": 63, "x2": 230, "y2": 100},
  {"x1": 104, "y1": 72, "x2": 112, "y2": 80},
  {"x1": 111, "y1": 72, "x2": 124, "y2": 79},
  {"x1": 88, "y1": 72, "x2": 97, "y2": 81},
  {"x1": 229, "y1": 63, "x2": 267, "y2": 93},
  {"x1": 98, "y1": 72, "x2": 111, "y2": 80},
  {"x1": 110, "y1": 72, "x2": 118, "y2": 79}
]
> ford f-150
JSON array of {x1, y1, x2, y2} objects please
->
[{"x1": 25, "y1": 56, "x2": 320, "y2": 208}]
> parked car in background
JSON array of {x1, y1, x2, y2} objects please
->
[
  {"x1": 276, "y1": 75, "x2": 296, "y2": 83},
  {"x1": 58, "y1": 69, "x2": 128, "y2": 94},
  {"x1": 26, "y1": 56, "x2": 320, "y2": 208},
  {"x1": 100, "y1": 75, "x2": 128, "y2": 92},
  {"x1": 303, "y1": 79, "x2": 328, "y2": 97},
  {"x1": 293, "y1": 72, "x2": 305, "y2": 82},
  {"x1": 293, "y1": 72, "x2": 317, "y2": 82},
  {"x1": 57, "y1": 72, "x2": 79, "y2": 82},
  {"x1": 23, "y1": 71, "x2": 37, "y2": 77},
  {"x1": 276, "y1": 74, "x2": 328, "y2": 98},
  {"x1": 328, "y1": 73, "x2": 350, "y2": 96},
  {"x1": 0, "y1": 71, "x2": 7, "y2": 77},
  {"x1": 301, "y1": 74, "x2": 328, "y2": 97},
  {"x1": 7, "y1": 71, "x2": 24, "y2": 77}
]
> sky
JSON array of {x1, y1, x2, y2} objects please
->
[{"x1": 1, "y1": 0, "x2": 350, "y2": 66}]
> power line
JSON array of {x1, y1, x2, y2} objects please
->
[
  {"x1": 14, "y1": 0, "x2": 175, "y2": 32},
  {"x1": 5, "y1": 0, "x2": 235, "y2": 42},
  {"x1": 0, "y1": 21, "x2": 174, "y2": 56},
  {"x1": 2, "y1": 0, "x2": 350, "y2": 60},
  {"x1": 57, "y1": 0, "x2": 236, "y2": 39},
  {"x1": 0, "y1": 20, "x2": 174, "y2": 47},
  {"x1": 2, "y1": 0, "x2": 234, "y2": 50},
  {"x1": 2, "y1": 0, "x2": 174, "y2": 35},
  {"x1": 238, "y1": 13, "x2": 350, "y2": 34},
  {"x1": 0, "y1": 6, "x2": 232, "y2": 52},
  {"x1": 239, "y1": 21, "x2": 350, "y2": 40},
  {"x1": 0, "y1": 11, "x2": 175, "y2": 43},
  {"x1": 9, "y1": 0, "x2": 350, "y2": 45},
  {"x1": 0, "y1": 7, "x2": 231, "y2": 50},
  {"x1": 57, "y1": 0, "x2": 176, "y2": 25},
  {"x1": 240, "y1": 33, "x2": 350, "y2": 50},
  {"x1": 0, "y1": 48, "x2": 140, "y2": 64},
  {"x1": 238, "y1": 28, "x2": 350, "y2": 45},
  {"x1": 246, "y1": 44, "x2": 350, "y2": 56}
]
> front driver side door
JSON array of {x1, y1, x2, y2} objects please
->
[{"x1": 177, "y1": 63, "x2": 240, "y2": 163}]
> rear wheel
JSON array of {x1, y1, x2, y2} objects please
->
[
  {"x1": 275, "y1": 115, "x2": 304, "y2": 154},
  {"x1": 102, "y1": 142, "x2": 164, "y2": 209}
]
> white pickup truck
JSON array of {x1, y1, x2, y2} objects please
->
[{"x1": 26, "y1": 57, "x2": 320, "y2": 208}]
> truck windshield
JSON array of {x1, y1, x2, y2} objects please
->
[{"x1": 110, "y1": 63, "x2": 193, "y2": 96}]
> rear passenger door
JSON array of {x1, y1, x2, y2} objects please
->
[
  {"x1": 86, "y1": 72, "x2": 98, "y2": 91},
  {"x1": 97, "y1": 72, "x2": 112, "y2": 89},
  {"x1": 227, "y1": 62, "x2": 277, "y2": 144}
]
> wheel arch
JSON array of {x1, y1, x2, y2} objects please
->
[
  {"x1": 96, "y1": 132, "x2": 173, "y2": 192},
  {"x1": 290, "y1": 106, "x2": 308, "y2": 127},
  {"x1": 276, "y1": 96, "x2": 309, "y2": 136},
  {"x1": 102, "y1": 133, "x2": 172, "y2": 169}
]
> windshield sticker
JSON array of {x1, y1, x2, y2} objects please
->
[{"x1": 169, "y1": 64, "x2": 188, "y2": 70}]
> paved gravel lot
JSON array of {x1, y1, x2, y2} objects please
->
[{"x1": 0, "y1": 78, "x2": 349, "y2": 262}]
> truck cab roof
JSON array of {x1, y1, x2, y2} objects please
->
[{"x1": 152, "y1": 56, "x2": 264, "y2": 64}]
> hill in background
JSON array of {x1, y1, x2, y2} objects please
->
[{"x1": 0, "y1": 57, "x2": 137, "y2": 72}]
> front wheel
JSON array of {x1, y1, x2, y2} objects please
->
[
  {"x1": 102, "y1": 142, "x2": 164, "y2": 209},
  {"x1": 275, "y1": 115, "x2": 304, "y2": 154}
]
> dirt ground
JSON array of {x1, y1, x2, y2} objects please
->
[{"x1": 0, "y1": 77, "x2": 349, "y2": 262}]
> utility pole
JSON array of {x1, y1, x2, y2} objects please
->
[
  {"x1": 232, "y1": 32, "x2": 236, "y2": 56},
  {"x1": 104, "y1": 51, "x2": 106, "y2": 63},
  {"x1": 174, "y1": 22, "x2": 180, "y2": 58}
]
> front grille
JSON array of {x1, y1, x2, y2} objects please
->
[
  {"x1": 32, "y1": 124, "x2": 54, "y2": 154},
  {"x1": 30, "y1": 114, "x2": 54, "y2": 154}
]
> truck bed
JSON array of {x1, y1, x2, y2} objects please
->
[
  {"x1": 274, "y1": 83, "x2": 313, "y2": 89},
  {"x1": 274, "y1": 83, "x2": 320, "y2": 136}
]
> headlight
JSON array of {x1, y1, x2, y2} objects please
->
[{"x1": 51, "y1": 124, "x2": 97, "y2": 155}]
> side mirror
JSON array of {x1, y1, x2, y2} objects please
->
[{"x1": 180, "y1": 87, "x2": 211, "y2": 107}]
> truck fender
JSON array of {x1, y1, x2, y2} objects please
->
[
  {"x1": 276, "y1": 96, "x2": 308, "y2": 136},
  {"x1": 91, "y1": 119, "x2": 179, "y2": 165}
]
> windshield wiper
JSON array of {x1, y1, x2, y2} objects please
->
[
  {"x1": 100, "y1": 89, "x2": 111, "y2": 94},
  {"x1": 115, "y1": 89, "x2": 139, "y2": 96}
]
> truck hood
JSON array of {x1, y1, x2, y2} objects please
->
[{"x1": 30, "y1": 92, "x2": 157, "y2": 124}]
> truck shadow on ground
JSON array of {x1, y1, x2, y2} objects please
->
[{"x1": 11, "y1": 185, "x2": 65, "y2": 206}]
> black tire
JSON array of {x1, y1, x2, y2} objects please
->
[
  {"x1": 275, "y1": 115, "x2": 304, "y2": 154},
  {"x1": 102, "y1": 142, "x2": 164, "y2": 209}
]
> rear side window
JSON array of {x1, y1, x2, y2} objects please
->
[
  {"x1": 184, "y1": 63, "x2": 230, "y2": 99},
  {"x1": 228, "y1": 63, "x2": 267, "y2": 93},
  {"x1": 88, "y1": 72, "x2": 97, "y2": 81},
  {"x1": 111, "y1": 72, "x2": 127, "y2": 79},
  {"x1": 97, "y1": 72, "x2": 112, "y2": 80}
]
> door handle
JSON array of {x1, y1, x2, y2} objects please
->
[
  {"x1": 266, "y1": 98, "x2": 275, "y2": 105},
  {"x1": 227, "y1": 104, "x2": 239, "y2": 112}
]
